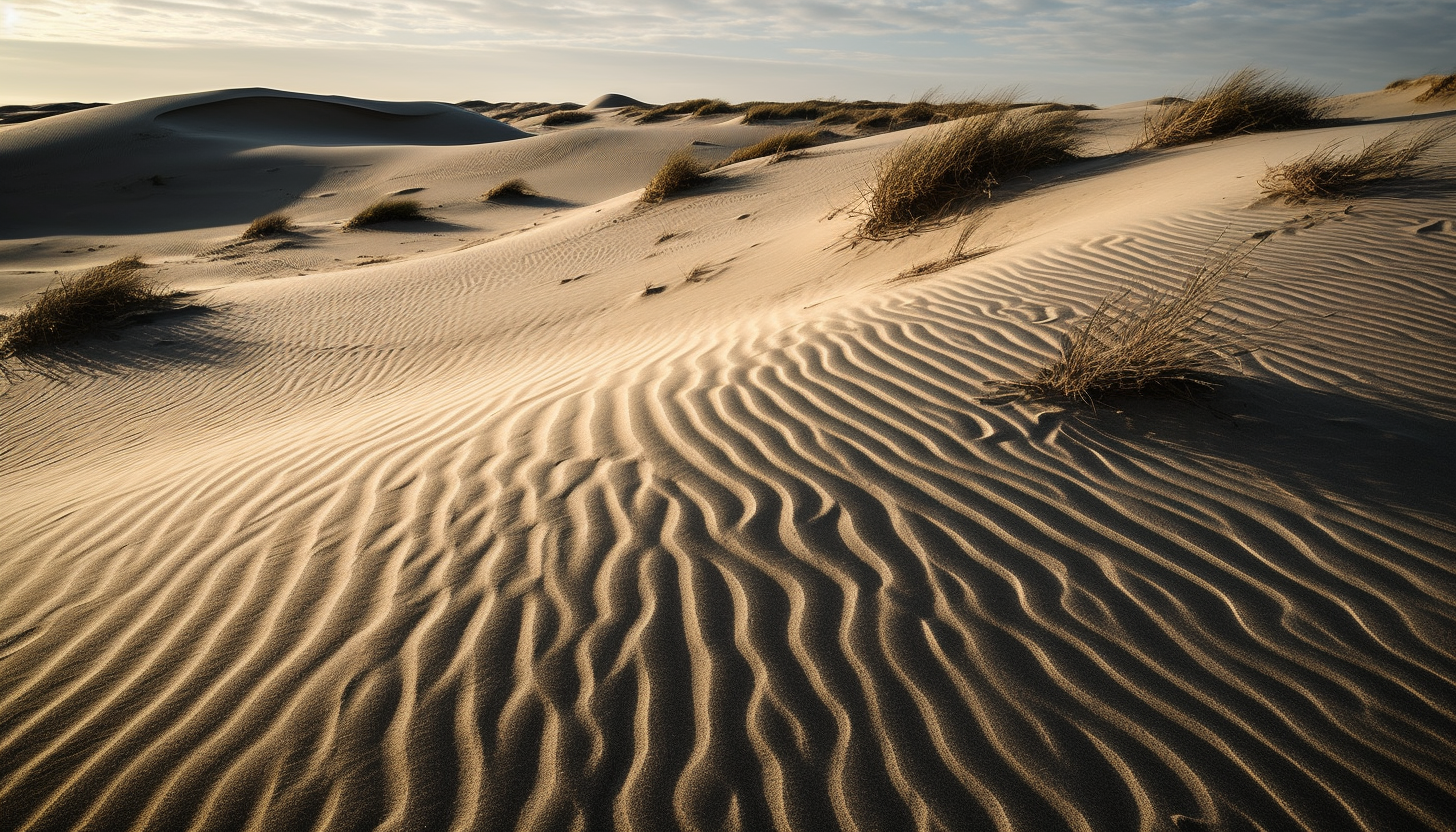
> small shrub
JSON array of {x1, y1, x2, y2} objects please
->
[
  {"x1": 1258, "y1": 123, "x2": 1455, "y2": 201},
  {"x1": 640, "y1": 150, "x2": 709, "y2": 203},
  {"x1": 716, "y1": 129, "x2": 821, "y2": 168},
  {"x1": 0, "y1": 256, "x2": 177, "y2": 356},
  {"x1": 543, "y1": 109, "x2": 594, "y2": 126},
  {"x1": 344, "y1": 198, "x2": 428, "y2": 228},
  {"x1": 241, "y1": 213, "x2": 296, "y2": 240},
  {"x1": 483, "y1": 178, "x2": 542, "y2": 200},
  {"x1": 992, "y1": 245, "x2": 1255, "y2": 405},
  {"x1": 857, "y1": 106, "x2": 1084, "y2": 238},
  {"x1": 1139, "y1": 68, "x2": 1331, "y2": 149},
  {"x1": 1416, "y1": 74, "x2": 1456, "y2": 102}
]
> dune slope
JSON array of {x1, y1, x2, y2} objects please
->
[{"x1": 2, "y1": 88, "x2": 1455, "y2": 832}]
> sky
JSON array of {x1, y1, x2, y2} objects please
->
[{"x1": 1, "y1": 1, "x2": 1453, "y2": 107}]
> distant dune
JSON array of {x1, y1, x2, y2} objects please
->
[{"x1": 2, "y1": 80, "x2": 1455, "y2": 832}]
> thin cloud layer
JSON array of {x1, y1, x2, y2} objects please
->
[{"x1": 10, "y1": 0, "x2": 1447, "y2": 50}]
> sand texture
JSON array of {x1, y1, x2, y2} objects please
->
[{"x1": 2, "y1": 86, "x2": 1455, "y2": 832}]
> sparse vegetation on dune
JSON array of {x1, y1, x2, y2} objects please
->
[
  {"x1": 1416, "y1": 74, "x2": 1456, "y2": 102},
  {"x1": 639, "y1": 150, "x2": 710, "y2": 204},
  {"x1": 994, "y1": 245, "x2": 1255, "y2": 405},
  {"x1": 715, "y1": 129, "x2": 822, "y2": 168},
  {"x1": 1259, "y1": 123, "x2": 1456, "y2": 202},
  {"x1": 542, "y1": 109, "x2": 594, "y2": 126},
  {"x1": 1139, "y1": 68, "x2": 1331, "y2": 149},
  {"x1": 857, "y1": 105, "x2": 1084, "y2": 239},
  {"x1": 240, "y1": 213, "x2": 296, "y2": 240},
  {"x1": 1, "y1": 256, "x2": 180, "y2": 357},
  {"x1": 344, "y1": 198, "x2": 429, "y2": 228},
  {"x1": 482, "y1": 178, "x2": 542, "y2": 200}
]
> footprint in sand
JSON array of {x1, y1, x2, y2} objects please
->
[{"x1": 1415, "y1": 219, "x2": 1454, "y2": 234}]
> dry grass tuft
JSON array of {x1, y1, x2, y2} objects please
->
[
  {"x1": 640, "y1": 150, "x2": 710, "y2": 203},
  {"x1": 483, "y1": 178, "x2": 542, "y2": 200},
  {"x1": 993, "y1": 245, "x2": 1256, "y2": 405},
  {"x1": 1259, "y1": 123, "x2": 1455, "y2": 201},
  {"x1": 240, "y1": 213, "x2": 296, "y2": 240},
  {"x1": 742, "y1": 101, "x2": 837, "y2": 124},
  {"x1": 344, "y1": 198, "x2": 429, "y2": 228},
  {"x1": 1, "y1": 256, "x2": 179, "y2": 357},
  {"x1": 1139, "y1": 68, "x2": 1331, "y2": 149},
  {"x1": 542, "y1": 109, "x2": 594, "y2": 126},
  {"x1": 893, "y1": 222, "x2": 995, "y2": 281},
  {"x1": 856, "y1": 105, "x2": 1084, "y2": 239},
  {"x1": 715, "y1": 129, "x2": 822, "y2": 168},
  {"x1": 1415, "y1": 74, "x2": 1456, "y2": 102}
]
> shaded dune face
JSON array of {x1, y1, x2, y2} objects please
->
[{"x1": 153, "y1": 95, "x2": 525, "y2": 146}]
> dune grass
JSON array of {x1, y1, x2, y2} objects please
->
[
  {"x1": 715, "y1": 129, "x2": 821, "y2": 168},
  {"x1": 542, "y1": 109, "x2": 594, "y2": 126},
  {"x1": 344, "y1": 198, "x2": 429, "y2": 229},
  {"x1": 1259, "y1": 123, "x2": 1455, "y2": 202},
  {"x1": 856, "y1": 105, "x2": 1084, "y2": 239},
  {"x1": 1139, "y1": 68, "x2": 1331, "y2": 149},
  {"x1": 240, "y1": 213, "x2": 296, "y2": 240},
  {"x1": 482, "y1": 178, "x2": 542, "y2": 200},
  {"x1": 1, "y1": 256, "x2": 179, "y2": 357},
  {"x1": 1416, "y1": 74, "x2": 1456, "y2": 102},
  {"x1": 640, "y1": 150, "x2": 709, "y2": 204},
  {"x1": 993, "y1": 245, "x2": 1255, "y2": 405}
]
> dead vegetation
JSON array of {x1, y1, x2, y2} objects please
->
[
  {"x1": 992, "y1": 244, "x2": 1257, "y2": 405},
  {"x1": 344, "y1": 198, "x2": 429, "y2": 228},
  {"x1": 1139, "y1": 68, "x2": 1332, "y2": 149},
  {"x1": 240, "y1": 213, "x2": 296, "y2": 240},
  {"x1": 1259, "y1": 123, "x2": 1455, "y2": 202},
  {"x1": 482, "y1": 179, "x2": 542, "y2": 200},
  {"x1": 856, "y1": 105, "x2": 1084, "y2": 239},
  {"x1": 1, "y1": 256, "x2": 183, "y2": 358},
  {"x1": 640, "y1": 150, "x2": 709, "y2": 204},
  {"x1": 893, "y1": 223, "x2": 995, "y2": 281},
  {"x1": 715, "y1": 129, "x2": 822, "y2": 168}
]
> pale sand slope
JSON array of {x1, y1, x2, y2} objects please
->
[{"x1": 1, "y1": 86, "x2": 1455, "y2": 832}]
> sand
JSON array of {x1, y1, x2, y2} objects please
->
[{"x1": 2, "y1": 85, "x2": 1455, "y2": 832}]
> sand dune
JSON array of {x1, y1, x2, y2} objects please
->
[{"x1": 2, "y1": 85, "x2": 1455, "y2": 832}]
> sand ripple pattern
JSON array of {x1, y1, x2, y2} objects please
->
[{"x1": 3, "y1": 203, "x2": 1456, "y2": 832}]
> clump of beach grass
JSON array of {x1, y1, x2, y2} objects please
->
[
  {"x1": 0, "y1": 256, "x2": 179, "y2": 357},
  {"x1": 344, "y1": 198, "x2": 429, "y2": 229},
  {"x1": 715, "y1": 129, "x2": 821, "y2": 168},
  {"x1": 640, "y1": 150, "x2": 709, "y2": 203},
  {"x1": 542, "y1": 109, "x2": 594, "y2": 126},
  {"x1": 1258, "y1": 123, "x2": 1456, "y2": 202},
  {"x1": 482, "y1": 178, "x2": 542, "y2": 200},
  {"x1": 993, "y1": 244, "x2": 1257, "y2": 405},
  {"x1": 1415, "y1": 74, "x2": 1456, "y2": 102},
  {"x1": 1138, "y1": 68, "x2": 1331, "y2": 149},
  {"x1": 240, "y1": 213, "x2": 296, "y2": 240},
  {"x1": 857, "y1": 105, "x2": 1084, "y2": 239}
]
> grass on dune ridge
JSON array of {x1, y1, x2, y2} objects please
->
[
  {"x1": 715, "y1": 129, "x2": 823, "y2": 168},
  {"x1": 482, "y1": 178, "x2": 542, "y2": 200},
  {"x1": 344, "y1": 198, "x2": 429, "y2": 228},
  {"x1": 856, "y1": 103, "x2": 1085, "y2": 239},
  {"x1": 1139, "y1": 67, "x2": 1332, "y2": 149},
  {"x1": 240, "y1": 213, "x2": 296, "y2": 240},
  {"x1": 640, "y1": 150, "x2": 709, "y2": 204},
  {"x1": 1259, "y1": 123, "x2": 1456, "y2": 202},
  {"x1": 1, "y1": 256, "x2": 181, "y2": 358}
]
